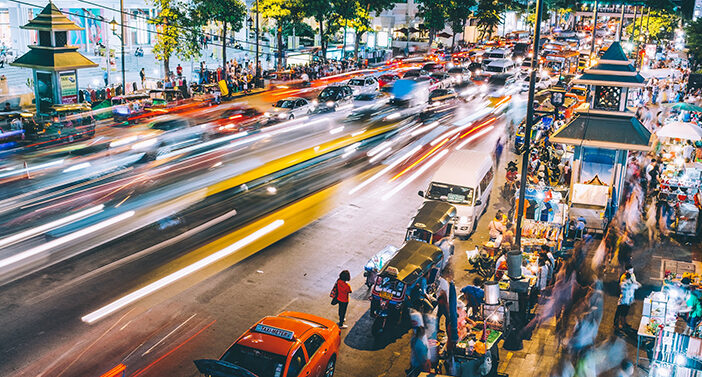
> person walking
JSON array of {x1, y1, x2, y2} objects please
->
[
  {"x1": 613, "y1": 266, "x2": 641, "y2": 331},
  {"x1": 331, "y1": 270, "x2": 352, "y2": 329},
  {"x1": 139, "y1": 68, "x2": 146, "y2": 89}
]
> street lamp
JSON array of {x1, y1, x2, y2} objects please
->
[{"x1": 109, "y1": 14, "x2": 126, "y2": 92}]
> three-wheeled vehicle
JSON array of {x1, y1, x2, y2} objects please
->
[
  {"x1": 24, "y1": 104, "x2": 95, "y2": 147},
  {"x1": 405, "y1": 200, "x2": 457, "y2": 265},
  {"x1": 111, "y1": 92, "x2": 152, "y2": 124},
  {"x1": 0, "y1": 111, "x2": 34, "y2": 148},
  {"x1": 370, "y1": 240, "x2": 445, "y2": 336}
]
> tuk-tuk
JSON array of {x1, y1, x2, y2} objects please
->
[
  {"x1": 370, "y1": 240, "x2": 445, "y2": 336},
  {"x1": 405, "y1": 201, "x2": 457, "y2": 266},
  {"x1": 26, "y1": 104, "x2": 96, "y2": 145},
  {"x1": 111, "y1": 93, "x2": 152, "y2": 123},
  {"x1": 0, "y1": 111, "x2": 34, "y2": 146},
  {"x1": 149, "y1": 89, "x2": 183, "y2": 105}
]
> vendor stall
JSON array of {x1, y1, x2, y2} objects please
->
[{"x1": 516, "y1": 185, "x2": 568, "y2": 252}]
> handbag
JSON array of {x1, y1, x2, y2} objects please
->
[{"x1": 330, "y1": 281, "x2": 339, "y2": 305}]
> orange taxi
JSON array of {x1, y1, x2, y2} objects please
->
[{"x1": 195, "y1": 311, "x2": 341, "y2": 377}]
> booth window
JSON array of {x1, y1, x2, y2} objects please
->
[
  {"x1": 54, "y1": 31, "x2": 67, "y2": 47},
  {"x1": 38, "y1": 31, "x2": 51, "y2": 47},
  {"x1": 593, "y1": 85, "x2": 621, "y2": 111}
]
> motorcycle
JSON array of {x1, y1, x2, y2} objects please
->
[{"x1": 468, "y1": 251, "x2": 495, "y2": 279}]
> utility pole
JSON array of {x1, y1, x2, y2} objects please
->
[
  {"x1": 120, "y1": 0, "x2": 126, "y2": 91},
  {"x1": 617, "y1": 3, "x2": 625, "y2": 41},
  {"x1": 589, "y1": 0, "x2": 598, "y2": 68},
  {"x1": 515, "y1": 0, "x2": 544, "y2": 250},
  {"x1": 255, "y1": 0, "x2": 260, "y2": 87}
]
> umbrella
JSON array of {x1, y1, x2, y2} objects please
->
[
  {"x1": 671, "y1": 102, "x2": 702, "y2": 113},
  {"x1": 656, "y1": 121, "x2": 702, "y2": 141},
  {"x1": 408, "y1": 27, "x2": 420, "y2": 33},
  {"x1": 396, "y1": 27, "x2": 409, "y2": 35},
  {"x1": 436, "y1": 32, "x2": 452, "y2": 38}
]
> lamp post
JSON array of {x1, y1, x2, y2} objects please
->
[
  {"x1": 514, "y1": 0, "x2": 545, "y2": 250},
  {"x1": 589, "y1": 0, "x2": 598, "y2": 68},
  {"x1": 109, "y1": 16, "x2": 125, "y2": 92},
  {"x1": 255, "y1": 0, "x2": 260, "y2": 87}
]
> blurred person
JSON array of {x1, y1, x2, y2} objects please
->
[
  {"x1": 613, "y1": 268, "x2": 641, "y2": 331},
  {"x1": 460, "y1": 277, "x2": 485, "y2": 317},
  {"x1": 615, "y1": 359, "x2": 635, "y2": 377},
  {"x1": 488, "y1": 213, "x2": 505, "y2": 246},
  {"x1": 407, "y1": 326, "x2": 431, "y2": 373},
  {"x1": 436, "y1": 266, "x2": 452, "y2": 331}
]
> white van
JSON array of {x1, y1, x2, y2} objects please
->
[
  {"x1": 419, "y1": 150, "x2": 495, "y2": 238},
  {"x1": 485, "y1": 59, "x2": 516, "y2": 75}
]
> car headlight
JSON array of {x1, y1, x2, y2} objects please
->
[
  {"x1": 458, "y1": 216, "x2": 470, "y2": 224},
  {"x1": 278, "y1": 113, "x2": 287, "y2": 119},
  {"x1": 475, "y1": 69, "x2": 481, "y2": 75},
  {"x1": 326, "y1": 101, "x2": 335, "y2": 107},
  {"x1": 264, "y1": 112, "x2": 272, "y2": 117},
  {"x1": 312, "y1": 100, "x2": 318, "y2": 106}
]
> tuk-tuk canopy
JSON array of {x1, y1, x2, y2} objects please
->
[
  {"x1": 50, "y1": 103, "x2": 92, "y2": 114},
  {"x1": 381, "y1": 240, "x2": 443, "y2": 284},
  {"x1": 407, "y1": 201, "x2": 457, "y2": 235},
  {"x1": 111, "y1": 93, "x2": 150, "y2": 103},
  {"x1": 0, "y1": 110, "x2": 34, "y2": 120}
]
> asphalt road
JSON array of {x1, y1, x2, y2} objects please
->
[{"x1": 0, "y1": 81, "x2": 523, "y2": 377}]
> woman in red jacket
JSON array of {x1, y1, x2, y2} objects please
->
[{"x1": 335, "y1": 270, "x2": 352, "y2": 329}]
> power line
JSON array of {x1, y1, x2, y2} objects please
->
[{"x1": 7, "y1": 0, "x2": 279, "y2": 57}]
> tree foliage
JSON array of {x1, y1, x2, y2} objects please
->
[
  {"x1": 475, "y1": 0, "x2": 503, "y2": 40},
  {"x1": 416, "y1": 0, "x2": 449, "y2": 45},
  {"x1": 196, "y1": 0, "x2": 247, "y2": 72},
  {"x1": 686, "y1": 19, "x2": 702, "y2": 71},
  {"x1": 259, "y1": 0, "x2": 304, "y2": 67},
  {"x1": 149, "y1": 0, "x2": 201, "y2": 77},
  {"x1": 624, "y1": 9, "x2": 677, "y2": 43}
]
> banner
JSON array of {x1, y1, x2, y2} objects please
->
[{"x1": 60, "y1": 71, "x2": 77, "y2": 104}]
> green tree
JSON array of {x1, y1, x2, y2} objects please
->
[
  {"x1": 475, "y1": 0, "x2": 502, "y2": 40},
  {"x1": 625, "y1": 9, "x2": 677, "y2": 43},
  {"x1": 197, "y1": 0, "x2": 247, "y2": 74},
  {"x1": 685, "y1": 19, "x2": 702, "y2": 71},
  {"x1": 149, "y1": 0, "x2": 201, "y2": 77},
  {"x1": 300, "y1": 0, "x2": 333, "y2": 60},
  {"x1": 416, "y1": 0, "x2": 449, "y2": 47},
  {"x1": 446, "y1": 0, "x2": 476, "y2": 51},
  {"x1": 259, "y1": 0, "x2": 304, "y2": 68}
]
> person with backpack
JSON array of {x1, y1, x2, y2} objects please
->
[{"x1": 330, "y1": 270, "x2": 352, "y2": 329}]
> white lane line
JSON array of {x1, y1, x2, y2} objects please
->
[
  {"x1": 0, "y1": 205, "x2": 104, "y2": 249},
  {"x1": 142, "y1": 314, "x2": 197, "y2": 356},
  {"x1": 81, "y1": 219, "x2": 284, "y2": 324},
  {"x1": 0, "y1": 210, "x2": 135, "y2": 270}
]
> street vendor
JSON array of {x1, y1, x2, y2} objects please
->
[
  {"x1": 461, "y1": 278, "x2": 485, "y2": 317},
  {"x1": 488, "y1": 213, "x2": 506, "y2": 246}
]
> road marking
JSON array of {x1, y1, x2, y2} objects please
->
[
  {"x1": 142, "y1": 314, "x2": 196, "y2": 356},
  {"x1": 277, "y1": 298, "x2": 299, "y2": 313}
]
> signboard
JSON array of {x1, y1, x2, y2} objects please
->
[
  {"x1": 60, "y1": 71, "x2": 78, "y2": 104},
  {"x1": 367, "y1": 32, "x2": 376, "y2": 49},
  {"x1": 253, "y1": 324, "x2": 295, "y2": 340},
  {"x1": 377, "y1": 31, "x2": 389, "y2": 48}
]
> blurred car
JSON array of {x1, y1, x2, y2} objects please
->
[
  {"x1": 447, "y1": 67, "x2": 471, "y2": 86},
  {"x1": 568, "y1": 85, "x2": 588, "y2": 102},
  {"x1": 377, "y1": 73, "x2": 401, "y2": 88},
  {"x1": 520, "y1": 74, "x2": 551, "y2": 92},
  {"x1": 467, "y1": 62, "x2": 482, "y2": 75},
  {"x1": 354, "y1": 92, "x2": 384, "y2": 103},
  {"x1": 429, "y1": 72, "x2": 451, "y2": 89},
  {"x1": 211, "y1": 106, "x2": 263, "y2": 134},
  {"x1": 422, "y1": 62, "x2": 444, "y2": 73},
  {"x1": 347, "y1": 75, "x2": 379, "y2": 95},
  {"x1": 402, "y1": 69, "x2": 428, "y2": 79},
  {"x1": 130, "y1": 115, "x2": 209, "y2": 160},
  {"x1": 313, "y1": 85, "x2": 353, "y2": 113},
  {"x1": 265, "y1": 97, "x2": 312, "y2": 121},
  {"x1": 194, "y1": 311, "x2": 341, "y2": 377},
  {"x1": 428, "y1": 88, "x2": 459, "y2": 104},
  {"x1": 488, "y1": 73, "x2": 517, "y2": 88},
  {"x1": 472, "y1": 74, "x2": 490, "y2": 86}
]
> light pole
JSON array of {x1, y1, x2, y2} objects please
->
[
  {"x1": 109, "y1": 17, "x2": 125, "y2": 92},
  {"x1": 515, "y1": 0, "x2": 545, "y2": 250},
  {"x1": 589, "y1": 0, "x2": 598, "y2": 68},
  {"x1": 255, "y1": 0, "x2": 260, "y2": 87}
]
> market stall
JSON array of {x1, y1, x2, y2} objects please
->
[
  {"x1": 516, "y1": 185, "x2": 569, "y2": 253},
  {"x1": 654, "y1": 123, "x2": 702, "y2": 236}
]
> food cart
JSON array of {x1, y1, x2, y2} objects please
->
[{"x1": 515, "y1": 185, "x2": 568, "y2": 253}]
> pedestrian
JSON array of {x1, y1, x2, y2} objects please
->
[
  {"x1": 176, "y1": 63, "x2": 183, "y2": 78},
  {"x1": 139, "y1": 68, "x2": 145, "y2": 89},
  {"x1": 460, "y1": 277, "x2": 485, "y2": 317},
  {"x1": 408, "y1": 326, "x2": 431, "y2": 373},
  {"x1": 330, "y1": 270, "x2": 352, "y2": 329},
  {"x1": 613, "y1": 266, "x2": 641, "y2": 331},
  {"x1": 488, "y1": 213, "x2": 505, "y2": 246},
  {"x1": 436, "y1": 266, "x2": 451, "y2": 331},
  {"x1": 103, "y1": 70, "x2": 108, "y2": 87}
]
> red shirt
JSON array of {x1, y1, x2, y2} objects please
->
[{"x1": 336, "y1": 279, "x2": 352, "y2": 303}]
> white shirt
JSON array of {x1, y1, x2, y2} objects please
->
[{"x1": 437, "y1": 277, "x2": 450, "y2": 299}]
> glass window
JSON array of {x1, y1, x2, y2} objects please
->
[
  {"x1": 275, "y1": 100, "x2": 294, "y2": 108},
  {"x1": 296, "y1": 99, "x2": 307, "y2": 107},
  {"x1": 426, "y1": 182, "x2": 474, "y2": 204},
  {"x1": 348, "y1": 79, "x2": 364, "y2": 86},
  {"x1": 221, "y1": 344, "x2": 287, "y2": 377},
  {"x1": 287, "y1": 347, "x2": 307, "y2": 377},
  {"x1": 303, "y1": 334, "x2": 325, "y2": 358}
]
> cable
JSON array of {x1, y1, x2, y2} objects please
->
[{"x1": 7, "y1": 0, "x2": 278, "y2": 58}]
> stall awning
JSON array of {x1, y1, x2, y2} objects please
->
[{"x1": 550, "y1": 112, "x2": 651, "y2": 151}]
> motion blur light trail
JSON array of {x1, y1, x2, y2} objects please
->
[
  {"x1": 0, "y1": 210, "x2": 134, "y2": 269},
  {"x1": 382, "y1": 149, "x2": 449, "y2": 200},
  {"x1": 81, "y1": 220, "x2": 285, "y2": 324}
]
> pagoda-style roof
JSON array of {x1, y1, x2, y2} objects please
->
[
  {"x1": 22, "y1": 2, "x2": 83, "y2": 31},
  {"x1": 11, "y1": 47, "x2": 97, "y2": 70},
  {"x1": 574, "y1": 42, "x2": 645, "y2": 88},
  {"x1": 550, "y1": 112, "x2": 651, "y2": 151}
]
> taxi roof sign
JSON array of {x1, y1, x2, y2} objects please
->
[{"x1": 254, "y1": 324, "x2": 295, "y2": 341}]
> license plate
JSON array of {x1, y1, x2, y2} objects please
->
[{"x1": 378, "y1": 291, "x2": 393, "y2": 300}]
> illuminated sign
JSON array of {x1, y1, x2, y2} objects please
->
[{"x1": 254, "y1": 324, "x2": 295, "y2": 340}]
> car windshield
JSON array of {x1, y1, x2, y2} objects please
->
[
  {"x1": 406, "y1": 227, "x2": 433, "y2": 243},
  {"x1": 374, "y1": 275, "x2": 406, "y2": 299},
  {"x1": 448, "y1": 68, "x2": 463, "y2": 73},
  {"x1": 221, "y1": 345, "x2": 287, "y2": 377},
  {"x1": 403, "y1": 70, "x2": 421, "y2": 77},
  {"x1": 489, "y1": 76, "x2": 510, "y2": 85},
  {"x1": 486, "y1": 65, "x2": 505, "y2": 73},
  {"x1": 380, "y1": 74, "x2": 395, "y2": 80},
  {"x1": 487, "y1": 52, "x2": 506, "y2": 59},
  {"x1": 430, "y1": 89, "x2": 448, "y2": 97},
  {"x1": 348, "y1": 78, "x2": 364, "y2": 86},
  {"x1": 319, "y1": 87, "x2": 342, "y2": 101},
  {"x1": 430, "y1": 73, "x2": 444, "y2": 79},
  {"x1": 355, "y1": 93, "x2": 375, "y2": 100},
  {"x1": 426, "y1": 182, "x2": 474, "y2": 204},
  {"x1": 274, "y1": 100, "x2": 294, "y2": 108}
]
